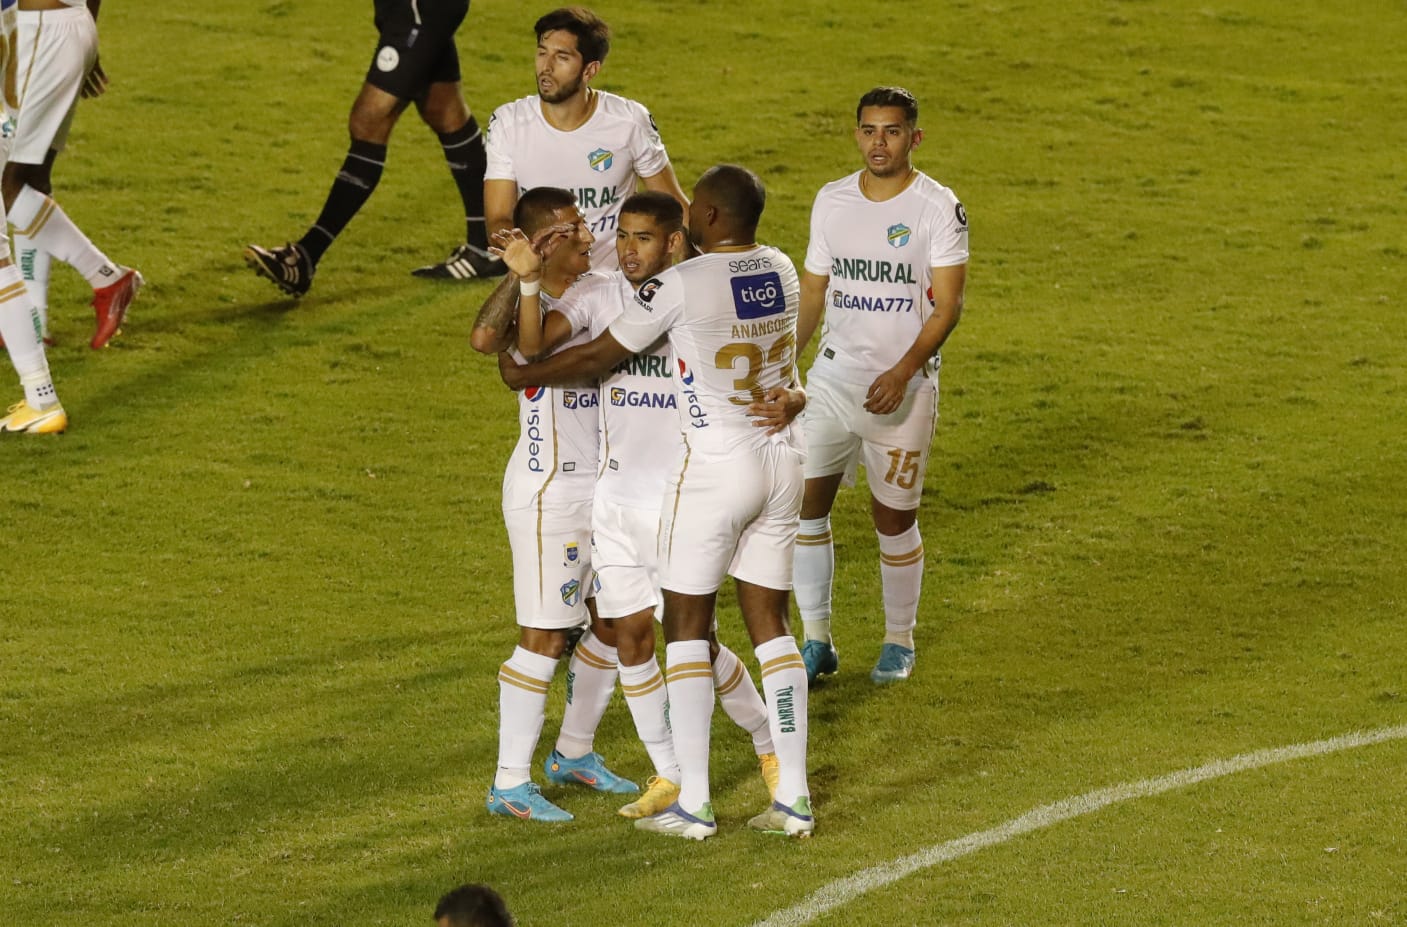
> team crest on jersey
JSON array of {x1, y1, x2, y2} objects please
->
[
  {"x1": 376, "y1": 46, "x2": 400, "y2": 72},
  {"x1": 560, "y1": 579, "x2": 581, "y2": 606},
  {"x1": 565, "y1": 542, "x2": 580, "y2": 565},
  {"x1": 887, "y1": 223, "x2": 912, "y2": 248},
  {"x1": 524, "y1": 386, "x2": 545, "y2": 402},
  {"x1": 588, "y1": 148, "x2": 614, "y2": 173}
]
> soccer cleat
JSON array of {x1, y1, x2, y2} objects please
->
[
  {"x1": 633, "y1": 801, "x2": 717, "y2": 840},
  {"x1": 870, "y1": 643, "x2": 916, "y2": 684},
  {"x1": 759, "y1": 753, "x2": 780, "y2": 800},
  {"x1": 801, "y1": 638, "x2": 839, "y2": 684},
  {"x1": 244, "y1": 242, "x2": 313, "y2": 297},
  {"x1": 1, "y1": 400, "x2": 67, "y2": 435},
  {"x1": 544, "y1": 750, "x2": 639, "y2": 794},
  {"x1": 617, "y1": 775, "x2": 680, "y2": 819},
  {"x1": 485, "y1": 781, "x2": 573, "y2": 822},
  {"x1": 90, "y1": 267, "x2": 143, "y2": 349},
  {"x1": 411, "y1": 242, "x2": 507, "y2": 280},
  {"x1": 748, "y1": 796, "x2": 815, "y2": 838}
]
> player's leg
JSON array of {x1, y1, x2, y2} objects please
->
[
  {"x1": 9, "y1": 150, "x2": 54, "y2": 342},
  {"x1": 0, "y1": 241, "x2": 65, "y2": 434},
  {"x1": 545, "y1": 596, "x2": 638, "y2": 794},
  {"x1": 613, "y1": 606, "x2": 682, "y2": 817},
  {"x1": 859, "y1": 382, "x2": 938, "y2": 684},
  {"x1": 707, "y1": 632, "x2": 778, "y2": 798},
  {"x1": 5, "y1": 7, "x2": 138, "y2": 349}
]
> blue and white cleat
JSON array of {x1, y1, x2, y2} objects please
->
[
  {"x1": 801, "y1": 638, "x2": 839, "y2": 685},
  {"x1": 544, "y1": 750, "x2": 639, "y2": 794},
  {"x1": 486, "y1": 782, "x2": 573, "y2": 822},
  {"x1": 747, "y1": 796, "x2": 814, "y2": 837},
  {"x1": 870, "y1": 643, "x2": 915, "y2": 684},
  {"x1": 634, "y1": 801, "x2": 717, "y2": 841}
]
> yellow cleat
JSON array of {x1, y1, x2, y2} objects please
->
[
  {"x1": 759, "y1": 752, "x2": 780, "y2": 801},
  {"x1": 1, "y1": 400, "x2": 67, "y2": 434},
  {"x1": 617, "y1": 776, "x2": 681, "y2": 819}
]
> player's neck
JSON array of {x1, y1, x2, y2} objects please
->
[
  {"x1": 860, "y1": 165, "x2": 916, "y2": 202},
  {"x1": 541, "y1": 87, "x2": 599, "y2": 132},
  {"x1": 706, "y1": 241, "x2": 758, "y2": 254},
  {"x1": 543, "y1": 268, "x2": 581, "y2": 298}
]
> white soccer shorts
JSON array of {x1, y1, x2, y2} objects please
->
[
  {"x1": 503, "y1": 497, "x2": 596, "y2": 630},
  {"x1": 590, "y1": 499, "x2": 662, "y2": 620},
  {"x1": 658, "y1": 441, "x2": 803, "y2": 595},
  {"x1": 11, "y1": 7, "x2": 97, "y2": 165},
  {"x1": 801, "y1": 367, "x2": 939, "y2": 511}
]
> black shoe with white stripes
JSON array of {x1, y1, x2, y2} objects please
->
[
  {"x1": 411, "y1": 243, "x2": 507, "y2": 280},
  {"x1": 244, "y1": 241, "x2": 314, "y2": 297}
]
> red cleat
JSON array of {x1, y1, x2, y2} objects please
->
[{"x1": 90, "y1": 267, "x2": 143, "y2": 349}]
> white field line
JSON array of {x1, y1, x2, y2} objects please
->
[{"x1": 753, "y1": 724, "x2": 1407, "y2": 927}]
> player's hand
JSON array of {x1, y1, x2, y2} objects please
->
[
  {"x1": 864, "y1": 367, "x2": 909, "y2": 415},
  {"x1": 748, "y1": 386, "x2": 806, "y2": 435},
  {"x1": 81, "y1": 59, "x2": 108, "y2": 99},
  {"x1": 497, "y1": 351, "x2": 526, "y2": 390},
  {"x1": 531, "y1": 222, "x2": 576, "y2": 261},
  {"x1": 490, "y1": 229, "x2": 543, "y2": 281}
]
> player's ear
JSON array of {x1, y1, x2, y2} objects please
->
[
  {"x1": 911, "y1": 127, "x2": 924, "y2": 149},
  {"x1": 666, "y1": 229, "x2": 685, "y2": 257},
  {"x1": 583, "y1": 60, "x2": 602, "y2": 84}
]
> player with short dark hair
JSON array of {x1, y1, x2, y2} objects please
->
[
  {"x1": 434, "y1": 884, "x2": 514, "y2": 927},
  {"x1": 792, "y1": 86, "x2": 968, "y2": 686},
  {"x1": 245, "y1": 0, "x2": 502, "y2": 297}
]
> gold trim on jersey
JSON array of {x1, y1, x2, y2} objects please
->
[{"x1": 664, "y1": 435, "x2": 691, "y2": 564}]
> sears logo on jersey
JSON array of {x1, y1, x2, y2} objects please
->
[
  {"x1": 730, "y1": 271, "x2": 785, "y2": 320},
  {"x1": 887, "y1": 223, "x2": 912, "y2": 248},
  {"x1": 678, "y1": 359, "x2": 709, "y2": 429},
  {"x1": 588, "y1": 148, "x2": 614, "y2": 173},
  {"x1": 560, "y1": 579, "x2": 581, "y2": 607}
]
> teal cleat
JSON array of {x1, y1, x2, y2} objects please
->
[
  {"x1": 748, "y1": 796, "x2": 815, "y2": 837},
  {"x1": 801, "y1": 639, "x2": 839, "y2": 685},
  {"x1": 544, "y1": 750, "x2": 639, "y2": 794},
  {"x1": 870, "y1": 643, "x2": 915, "y2": 684},
  {"x1": 486, "y1": 782, "x2": 573, "y2": 822},
  {"x1": 634, "y1": 801, "x2": 718, "y2": 841}
]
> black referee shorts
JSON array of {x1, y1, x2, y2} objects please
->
[{"x1": 366, "y1": 0, "x2": 470, "y2": 99}]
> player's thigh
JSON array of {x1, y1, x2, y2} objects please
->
[
  {"x1": 801, "y1": 374, "x2": 864, "y2": 480},
  {"x1": 10, "y1": 10, "x2": 95, "y2": 164},
  {"x1": 659, "y1": 454, "x2": 767, "y2": 596},
  {"x1": 729, "y1": 445, "x2": 804, "y2": 591},
  {"x1": 859, "y1": 383, "x2": 938, "y2": 511},
  {"x1": 503, "y1": 498, "x2": 594, "y2": 629},
  {"x1": 591, "y1": 501, "x2": 661, "y2": 621},
  {"x1": 366, "y1": 0, "x2": 467, "y2": 100}
]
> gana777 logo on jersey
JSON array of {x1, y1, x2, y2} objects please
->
[{"x1": 730, "y1": 271, "x2": 785, "y2": 320}]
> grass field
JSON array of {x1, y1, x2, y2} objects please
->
[{"x1": 2, "y1": 1, "x2": 1405, "y2": 925}]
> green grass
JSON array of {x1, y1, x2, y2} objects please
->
[{"x1": 2, "y1": 1, "x2": 1404, "y2": 925}]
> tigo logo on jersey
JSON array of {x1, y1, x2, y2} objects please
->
[
  {"x1": 730, "y1": 271, "x2": 785, "y2": 319},
  {"x1": 564, "y1": 542, "x2": 580, "y2": 565},
  {"x1": 588, "y1": 148, "x2": 614, "y2": 173},
  {"x1": 887, "y1": 223, "x2": 912, "y2": 248},
  {"x1": 560, "y1": 579, "x2": 581, "y2": 607}
]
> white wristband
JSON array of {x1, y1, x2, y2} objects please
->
[{"x1": 519, "y1": 279, "x2": 541, "y2": 297}]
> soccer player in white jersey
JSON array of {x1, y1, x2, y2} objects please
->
[
  {"x1": 493, "y1": 166, "x2": 814, "y2": 840},
  {"x1": 0, "y1": 0, "x2": 64, "y2": 433},
  {"x1": 792, "y1": 87, "x2": 968, "y2": 686},
  {"x1": 500, "y1": 191, "x2": 805, "y2": 820},
  {"x1": 469, "y1": 186, "x2": 637, "y2": 822},
  {"x1": 422, "y1": 6, "x2": 688, "y2": 275},
  {"x1": 3, "y1": 0, "x2": 141, "y2": 350}
]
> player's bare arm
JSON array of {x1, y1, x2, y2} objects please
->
[
  {"x1": 484, "y1": 179, "x2": 520, "y2": 245},
  {"x1": 863, "y1": 262, "x2": 966, "y2": 415},
  {"x1": 470, "y1": 273, "x2": 523, "y2": 355},
  {"x1": 498, "y1": 330, "x2": 632, "y2": 390},
  {"x1": 796, "y1": 270, "x2": 829, "y2": 354}
]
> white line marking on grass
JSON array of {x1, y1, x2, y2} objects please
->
[{"x1": 753, "y1": 724, "x2": 1407, "y2": 927}]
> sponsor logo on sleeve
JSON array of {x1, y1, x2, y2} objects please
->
[
  {"x1": 730, "y1": 271, "x2": 785, "y2": 320},
  {"x1": 634, "y1": 277, "x2": 663, "y2": 310},
  {"x1": 955, "y1": 202, "x2": 968, "y2": 226}
]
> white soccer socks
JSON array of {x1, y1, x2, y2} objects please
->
[
  {"x1": 713, "y1": 643, "x2": 774, "y2": 755},
  {"x1": 494, "y1": 646, "x2": 557, "y2": 790},
  {"x1": 8, "y1": 186, "x2": 118, "y2": 288},
  {"x1": 619, "y1": 656, "x2": 680, "y2": 783},
  {"x1": 754, "y1": 635, "x2": 810, "y2": 807},
  {"x1": 0, "y1": 265, "x2": 57, "y2": 408},
  {"x1": 553, "y1": 631, "x2": 618, "y2": 758},
  {"x1": 793, "y1": 516, "x2": 835, "y2": 644},
  {"x1": 664, "y1": 639, "x2": 715, "y2": 812},
  {"x1": 878, "y1": 524, "x2": 924, "y2": 650},
  {"x1": 13, "y1": 236, "x2": 50, "y2": 339}
]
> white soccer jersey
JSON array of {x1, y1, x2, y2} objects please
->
[
  {"x1": 501, "y1": 274, "x2": 610, "y2": 511},
  {"x1": 804, "y1": 170, "x2": 968, "y2": 386},
  {"x1": 609, "y1": 246, "x2": 802, "y2": 459},
  {"x1": 485, "y1": 91, "x2": 672, "y2": 270}
]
